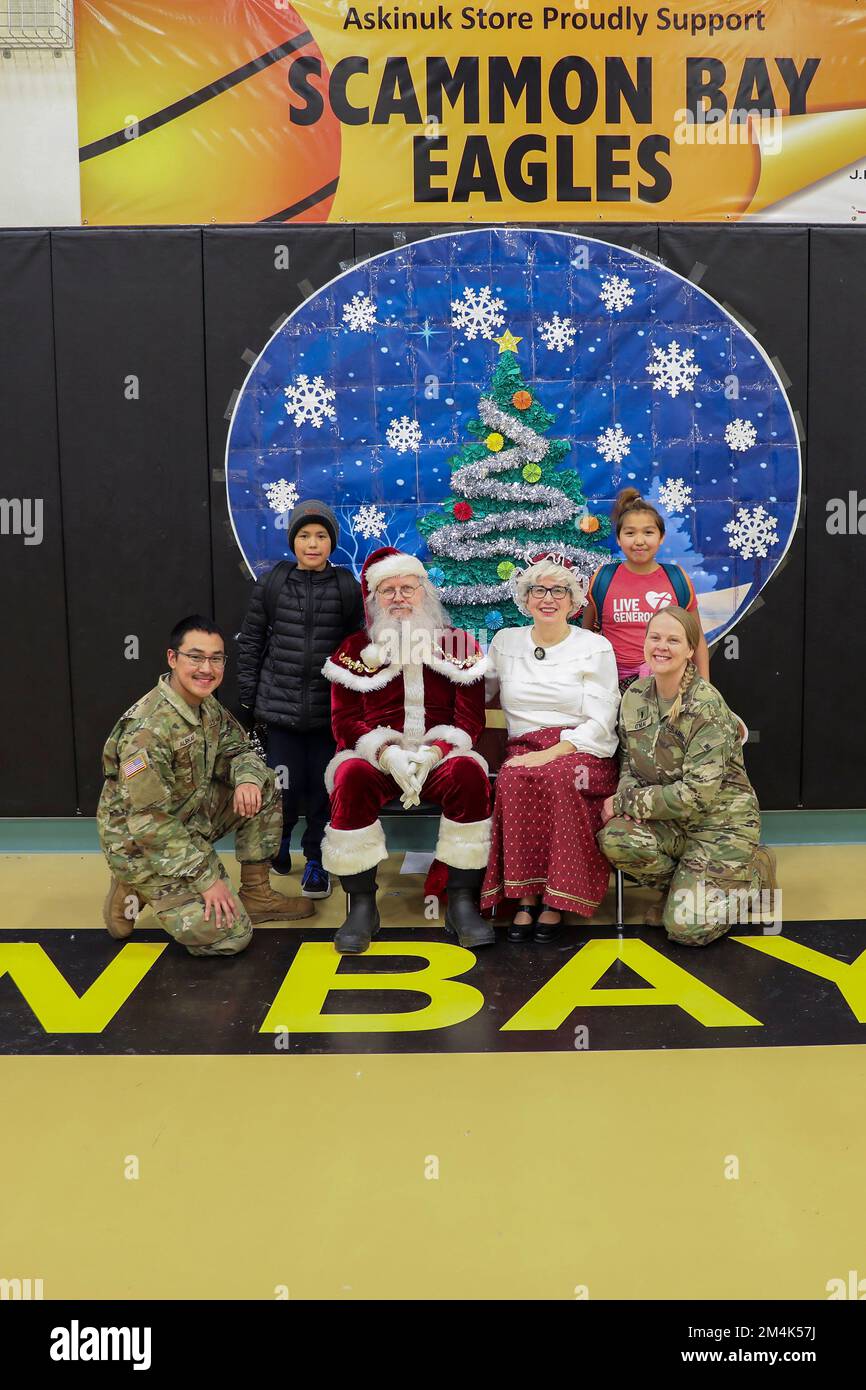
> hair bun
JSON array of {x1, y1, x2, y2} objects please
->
[{"x1": 612, "y1": 486, "x2": 643, "y2": 522}]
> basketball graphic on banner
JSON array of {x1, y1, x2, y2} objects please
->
[
  {"x1": 226, "y1": 228, "x2": 801, "y2": 644},
  {"x1": 76, "y1": 0, "x2": 340, "y2": 225}
]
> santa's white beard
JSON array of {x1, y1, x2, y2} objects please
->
[{"x1": 367, "y1": 590, "x2": 448, "y2": 666}]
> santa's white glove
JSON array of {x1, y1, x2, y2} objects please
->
[
  {"x1": 396, "y1": 744, "x2": 443, "y2": 806},
  {"x1": 406, "y1": 743, "x2": 443, "y2": 791},
  {"x1": 378, "y1": 744, "x2": 421, "y2": 801}
]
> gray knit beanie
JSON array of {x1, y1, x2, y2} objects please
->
[{"x1": 286, "y1": 499, "x2": 339, "y2": 552}]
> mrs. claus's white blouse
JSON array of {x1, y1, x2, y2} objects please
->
[{"x1": 485, "y1": 625, "x2": 620, "y2": 760}]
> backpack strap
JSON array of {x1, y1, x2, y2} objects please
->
[
  {"x1": 587, "y1": 562, "x2": 621, "y2": 630},
  {"x1": 332, "y1": 565, "x2": 358, "y2": 630},
  {"x1": 659, "y1": 562, "x2": 692, "y2": 610},
  {"x1": 262, "y1": 560, "x2": 295, "y2": 630}
]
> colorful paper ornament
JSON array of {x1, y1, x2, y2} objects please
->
[
  {"x1": 427, "y1": 565, "x2": 446, "y2": 586},
  {"x1": 453, "y1": 501, "x2": 473, "y2": 521},
  {"x1": 496, "y1": 560, "x2": 516, "y2": 580},
  {"x1": 485, "y1": 432, "x2": 505, "y2": 451},
  {"x1": 579, "y1": 513, "x2": 601, "y2": 533},
  {"x1": 512, "y1": 390, "x2": 532, "y2": 410},
  {"x1": 485, "y1": 610, "x2": 504, "y2": 630},
  {"x1": 522, "y1": 463, "x2": 542, "y2": 483}
]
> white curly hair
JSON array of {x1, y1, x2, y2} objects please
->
[{"x1": 511, "y1": 558, "x2": 588, "y2": 619}]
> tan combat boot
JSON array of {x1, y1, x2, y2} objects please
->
[
  {"x1": 102, "y1": 877, "x2": 143, "y2": 940},
  {"x1": 643, "y1": 892, "x2": 666, "y2": 927},
  {"x1": 239, "y1": 861, "x2": 314, "y2": 922},
  {"x1": 754, "y1": 844, "x2": 778, "y2": 893}
]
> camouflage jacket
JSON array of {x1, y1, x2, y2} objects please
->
[
  {"x1": 612, "y1": 675, "x2": 758, "y2": 825},
  {"x1": 96, "y1": 674, "x2": 269, "y2": 892}
]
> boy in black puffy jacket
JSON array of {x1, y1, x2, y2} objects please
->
[{"x1": 237, "y1": 500, "x2": 364, "y2": 898}]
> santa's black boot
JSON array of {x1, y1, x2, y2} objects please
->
[
  {"x1": 334, "y1": 869, "x2": 381, "y2": 954},
  {"x1": 444, "y1": 867, "x2": 496, "y2": 948}
]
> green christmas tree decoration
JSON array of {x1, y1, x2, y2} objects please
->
[{"x1": 418, "y1": 346, "x2": 612, "y2": 633}]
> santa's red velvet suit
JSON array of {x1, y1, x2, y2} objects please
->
[{"x1": 320, "y1": 552, "x2": 492, "y2": 880}]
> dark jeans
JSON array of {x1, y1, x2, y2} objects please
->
[{"x1": 266, "y1": 725, "x2": 335, "y2": 863}]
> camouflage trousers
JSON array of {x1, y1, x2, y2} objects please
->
[
  {"x1": 597, "y1": 810, "x2": 761, "y2": 946},
  {"x1": 101, "y1": 778, "x2": 282, "y2": 957}
]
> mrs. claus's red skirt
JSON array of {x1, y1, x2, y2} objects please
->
[{"x1": 480, "y1": 727, "x2": 619, "y2": 918}]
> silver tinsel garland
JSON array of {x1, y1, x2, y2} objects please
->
[
  {"x1": 477, "y1": 396, "x2": 550, "y2": 459},
  {"x1": 429, "y1": 391, "x2": 604, "y2": 607}
]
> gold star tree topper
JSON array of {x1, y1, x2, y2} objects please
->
[{"x1": 493, "y1": 328, "x2": 522, "y2": 353}]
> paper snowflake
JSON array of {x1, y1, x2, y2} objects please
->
[
  {"x1": 538, "y1": 312, "x2": 576, "y2": 352},
  {"x1": 283, "y1": 373, "x2": 336, "y2": 428},
  {"x1": 342, "y1": 292, "x2": 377, "y2": 333},
  {"x1": 658, "y1": 478, "x2": 694, "y2": 513},
  {"x1": 353, "y1": 504, "x2": 387, "y2": 540},
  {"x1": 386, "y1": 415, "x2": 422, "y2": 453},
  {"x1": 599, "y1": 275, "x2": 635, "y2": 313},
  {"x1": 264, "y1": 479, "x2": 299, "y2": 513},
  {"x1": 725, "y1": 419, "x2": 758, "y2": 452},
  {"x1": 647, "y1": 340, "x2": 702, "y2": 398},
  {"x1": 724, "y1": 505, "x2": 779, "y2": 560},
  {"x1": 596, "y1": 424, "x2": 631, "y2": 465},
  {"x1": 450, "y1": 285, "x2": 506, "y2": 341}
]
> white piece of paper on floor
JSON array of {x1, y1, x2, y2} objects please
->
[{"x1": 400, "y1": 852, "x2": 435, "y2": 875}]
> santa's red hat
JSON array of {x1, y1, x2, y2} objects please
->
[{"x1": 361, "y1": 547, "x2": 428, "y2": 610}]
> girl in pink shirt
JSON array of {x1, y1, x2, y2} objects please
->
[{"x1": 582, "y1": 488, "x2": 711, "y2": 692}]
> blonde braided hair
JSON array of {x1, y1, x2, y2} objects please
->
[{"x1": 666, "y1": 658, "x2": 698, "y2": 725}]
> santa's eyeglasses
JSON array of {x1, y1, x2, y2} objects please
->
[{"x1": 379, "y1": 584, "x2": 422, "y2": 600}]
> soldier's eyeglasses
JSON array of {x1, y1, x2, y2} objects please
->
[
  {"x1": 175, "y1": 650, "x2": 228, "y2": 668},
  {"x1": 528, "y1": 585, "x2": 570, "y2": 600},
  {"x1": 379, "y1": 584, "x2": 422, "y2": 600}
]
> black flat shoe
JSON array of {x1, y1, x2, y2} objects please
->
[
  {"x1": 508, "y1": 905, "x2": 539, "y2": 943},
  {"x1": 534, "y1": 909, "x2": 563, "y2": 943}
]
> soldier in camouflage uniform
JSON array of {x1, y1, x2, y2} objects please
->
[
  {"x1": 597, "y1": 606, "x2": 776, "y2": 946},
  {"x1": 97, "y1": 616, "x2": 312, "y2": 956}
]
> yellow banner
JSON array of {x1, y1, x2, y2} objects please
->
[{"x1": 75, "y1": 0, "x2": 866, "y2": 224}]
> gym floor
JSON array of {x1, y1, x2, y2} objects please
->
[{"x1": 1, "y1": 813, "x2": 864, "y2": 1300}]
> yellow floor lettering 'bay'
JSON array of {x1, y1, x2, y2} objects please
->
[{"x1": 1, "y1": 845, "x2": 864, "y2": 1299}]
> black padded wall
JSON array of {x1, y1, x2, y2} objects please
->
[
  {"x1": 202, "y1": 226, "x2": 353, "y2": 710},
  {"x1": 0, "y1": 232, "x2": 77, "y2": 814},
  {"x1": 803, "y1": 231, "x2": 866, "y2": 807},
  {"x1": 52, "y1": 229, "x2": 212, "y2": 813},
  {"x1": 657, "y1": 226, "x2": 809, "y2": 810}
]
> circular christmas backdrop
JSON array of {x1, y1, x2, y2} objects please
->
[{"x1": 226, "y1": 228, "x2": 801, "y2": 643}]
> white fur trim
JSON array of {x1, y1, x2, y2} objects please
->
[
  {"x1": 355, "y1": 727, "x2": 403, "y2": 765},
  {"x1": 321, "y1": 820, "x2": 389, "y2": 876},
  {"x1": 365, "y1": 553, "x2": 427, "y2": 594},
  {"x1": 324, "y1": 751, "x2": 367, "y2": 795},
  {"x1": 359, "y1": 642, "x2": 389, "y2": 668},
  {"x1": 401, "y1": 663, "x2": 426, "y2": 746},
  {"x1": 434, "y1": 814, "x2": 493, "y2": 870},
  {"x1": 322, "y1": 656, "x2": 400, "y2": 692},
  {"x1": 425, "y1": 648, "x2": 489, "y2": 683},
  {"x1": 424, "y1": 724, "x2": 472, "y2": 752}
]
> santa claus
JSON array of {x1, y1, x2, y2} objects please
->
[{"x1": 320, "y1": 546, "x2": 495, "y2": 955}]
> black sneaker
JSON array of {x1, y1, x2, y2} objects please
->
[
  {"x1": 301, "y1": 860, "x2": 332, "y2": 899},
  {"x1": 271, "y1": 839, "x2": 293, "y2": 876}
]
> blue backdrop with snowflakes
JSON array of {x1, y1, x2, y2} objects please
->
[{"x1": 225, "y1": 228, "x2": 801, "y2": 644}]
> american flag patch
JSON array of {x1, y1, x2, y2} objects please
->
[{"x1": 121, "y1": 752, "x2": 149, "y2": 779}]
